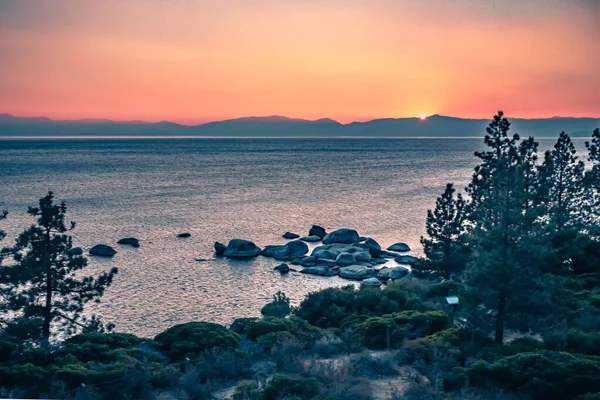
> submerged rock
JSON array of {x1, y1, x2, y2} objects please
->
[
  {"x1": 69, "y1": 247, "x2": 83, "y2": 256},
  {"x1": 300, "y1": 235, "x2": 322, "y2": 242},
  {"x1": 282, "y1": 232, "x2": 300, "y2": 239},
  {"x1": 117, "y1": 238, "x2": 140, "y2": 247},
  {"x1": 177, "y1": 233, "x2": 192, "y2": 238},
  {"x1": 388, "y1": 243, "x2": 411, "y2": 252},
  {"x1": 339, "y1": 266, "x2": 377, "y2": 280},
  {"x1": 361, "y1": 277, "x2": 383, "y2": 287},
  {"x1": 214, "y1": 241, "x2": 227, "y2": 256},
  {"x1": 224, "y1": 239, "x2": 262, "y2": 258},
  {"x1": 308, "y1": 224, "x2": 327, "y2": 239},
  {"x1": 89, "y1": 244, "x2": 117, "y2": 257},
  {"x1": 395, "y1": 255, "x2": 419, "y2": 265},
  {"x1": 322, "y1": 228, "x2": 360, "y2": 245},
  {"x1": 274, "y1": 263, "x2": 290, "y2": 274},
  {"x1": 301, "y1": 266, "x2": 339, "y2": 277}
]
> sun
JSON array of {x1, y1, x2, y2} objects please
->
[{"x1": 419, "y1": 115, "x2": 427, "y2": 120}]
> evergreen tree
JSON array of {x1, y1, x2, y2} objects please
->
[
  {"x1": 464, "y1": 112, "x2": 540, "y2": 344},
  {"x1": 415, "y1": 183, "x2": 469, "y2": 280},
  {"x1": 4, "y1": 192, "x2": 118, "y2": 348},
  {"x1": 539, "y1": 132, "x2": 586, "y2": 232},
  {"x1": 585, "y1": 128, "x2": 600, "y2": 236}
]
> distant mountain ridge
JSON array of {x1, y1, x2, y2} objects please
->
[{"x1": 0, "y1": 113, "x2": 598, "y2": 137}]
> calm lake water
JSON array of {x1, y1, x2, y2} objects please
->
[{"x1": 0, "y1": 137, "x2": 577, "y2": 337}]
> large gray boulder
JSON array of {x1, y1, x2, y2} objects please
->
[
  {"x1": 395, "y1": 255, "x2": 418, "y2": 265},
  {"x1": 89, "y1": 244, "x2": 117, "y2": 257},
  {"x1": 355, "y1": 252, "x2": 371, "y2": 262},
  {"x1": 262, "y1": 245, "x2": 290, "y2": 260},
  {"x1": 286, "y1": 240, "x2": 309, "y2": 258},
  {"x1": 300, "y1": 256, "x2": 317, "y2": 267},
  {"x1": 117, "y1": 237, "x2": 140, "y2": 247},
  {"x1": 223, "y1": 239, "x2": 262, "y2": 258},
  {"x1": 377, "y1": 267, "x2": 410, "y2": 280},
  {"x1": 300, "y1": 235, "x2": 322, "y2": 242},
  {"x1": 388, "y1": 243, "x2": 411, "y2": 252},
  {"x1": 336, "y1": 252, "x2": 356, "y2": 267},
  {"x1": 316, "y1": 258, "x2": 338, "y2": 267},
  {"x1": 313, "y1": 249, "x2": 337, "y2": 260},
  {"x1": 364, "y1": 238, "x2": 383, "y2": 257},
  {"x1": 308, "y1": 224, "x2": 327, "y2": 239},
  {"x1": 361, "y1": 277, "x2": 383, "y2": 287},
  {"x1": 339, "y1": 266, "x2": 377, "y2": 280},
  {"x1": 69, "y1": 247, "x2": 83, "y2": 256},
  {"x1": 282, "y1": 232, "x2": 300, "y2": 239},
  {"x1": 214, "y1": 241, "x2": 227, "y2": 256},
  {"x1": 322, "y1": 228, "x2": 360, "y2": 245},
  {"x1": 301, "y1": 266, "x2": 339, "y2": 277}
]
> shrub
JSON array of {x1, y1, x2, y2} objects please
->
[
  {"x1": 61, "y1": 332, "x2": 145, "y2": 362},
  {"x1": 261, "y1": 291, "x2": 291, "y2": 318},
  {"x1": 466, "y1": 351, "x2": 600, "y2": 399},
  {"x1": 261, "y1": 375, "x2": 320, "y2": 400},
  {"x1": 154, "y1": 322, "x2": 240, "y2": 361},
  {"x1": 245, "y1": 318, "x2": 292, "y2": 341}
]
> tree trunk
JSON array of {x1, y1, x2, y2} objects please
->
[
  {"x1": 41, "y1": 229, "x2": 52, "y2": 349},
  {"x1": 495, "y1": 292, "x2": 507, "y2": 344}
]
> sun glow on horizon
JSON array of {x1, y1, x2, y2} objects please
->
[{"x1": 420, "y1": 115, "x2": 427, "y2": 120}]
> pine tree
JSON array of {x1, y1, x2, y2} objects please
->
[
  {"x1": 4, "y1": 192, "x2": 118, "y2": 348},
  {"x1": 415, "y1": 183, "x2": 468, "y2": 280},
  {"x1": 464, "y1": 112, "x2": 540, "y2": 344},
  {"x1": 585, "y1": 128, "x2": 600, "y2": 236},
  {"x1": 539, "y1": 132, "x2": 586, "y2": 232}
]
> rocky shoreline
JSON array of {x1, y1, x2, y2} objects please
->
[{"x1": 215, "y1": 225, "x2": 416, "y2": 286}]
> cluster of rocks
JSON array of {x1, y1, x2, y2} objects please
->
[
  {"x1": 89, "y1": 232, "x2": 192, "y2": 258},
  {"x1": 214, "y1": 226, "x2": 416, "y2": 285}
]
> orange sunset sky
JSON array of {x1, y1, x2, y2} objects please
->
[{"x1": 0, "y1": 0, "x2": 599, "y2": 124}]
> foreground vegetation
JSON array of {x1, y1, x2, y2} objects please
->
[{"x1": 0, "y1": 112, "x2": 599, "y2": 399}]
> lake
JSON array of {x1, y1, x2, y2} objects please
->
[{"x1": 0, "y1": 137, "x2": 576, "y2": 337}]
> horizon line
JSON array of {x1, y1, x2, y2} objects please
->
[{"x1": 2, "y1": 112, "x2": 600, "y2": 127}]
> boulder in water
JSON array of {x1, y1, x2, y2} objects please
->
[
  {"x1": 364, "y1": 238, "x2": 383, "y2": 257},
  {"x1": 377, "y1": 267, "x2": 410, "y2": 280},
  {"x1": 69, "y1": 247, "x2": 83, "y2": 256},
  {"x1": 274, "y1": 263, "x2": 290, "y2": 274},
  {"x1": 177, "y1": 233, "x2": 191, "y2": 238},
  {"x1": 300, "y1": 235, "x2": 322, "y2": 242},
  {"x1": 286, "y1": 240, "x2": 309, "y2": 258},
  {"x1": 361, "y1": 277, "x2": 383, "y2": 287},
  {"x1": 395, "y1": 255, "x2": 418, "y2": 265},
  {"x1": 339, "y1": 266, "x2": 377, "y2": 280},
  {"x1": 301, "y1": 266, "x2": 339, "y2": 277},
  {"x1": 117, "y1": 238, "x2": 140, "y2": 247},
  {"x1": 262, "y1": 245, "x2": 290, "y2": 260},
  {"x1": 282, "y1": 232, "x2": 300, "y2": 239},
  {"x1": 388, "y1": 243, "x2": 411, "y2": 252},
  {"x1": 89, "y1": 244, "x2": 117, "y2": 257},
  {"x1": 322, "y1": 228, "x2": 360, "y2": 245},
  {"x1": 214, "y1": 241, "x2": 227, "y2": 256},
  {"x1": 355, "y1": 252, "x2": 371, "y2": 262},
  {"x1": 335, "y1": 252, "x2": 356, "y2": 267},
  {"x1": 308, "y1": 224, "x2": 327, "y2": 239},
  {"x1": 224, "y1": 239, "x2": 262, "y2": 258}
]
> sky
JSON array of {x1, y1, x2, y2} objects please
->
[{"x1": 0, "y1": 0, "x2": 599, "y2": 124}]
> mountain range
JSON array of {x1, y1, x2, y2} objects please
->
[{"x1": 1, "y1": 113, "x2": 599, "y2": 138}]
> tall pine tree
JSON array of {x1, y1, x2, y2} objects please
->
[
  {"x1": 539, "y1": 132, "x2": 585, "y2": 232},
  {"x1": 585, "y1": 128, "x2": 600, "y2": 237},
  {"x1": 464, "y1": 112, "x2": 541, "y2": 344},
  {"x1": 415, "y1": 183, "x2": 468, "y2": 280},
  {"x1": 5, "y1": 192, "x2": 118, "y2": 348}
]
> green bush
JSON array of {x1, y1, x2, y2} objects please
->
[
  {"x1": 154, "y1": 322, "x2": 240, "y2": 361},
  {"x1": 357, "y1": 316, "x2": 403, "y2": 349},
  {"x1": 61, "y1": 332, "x2": 145, "y2": 362},
  {"x1": 261, "y1": 375, "x2": 320, "y2": 400},
  {"x1": 423, "y1": 328, "x2": 461, "y2": 346},
  {"x1": 391, "y1": 310, "x2": 448, "y2": 335},
  {"x1": 245, "y1": 318, "x2": 292, "y2": 341},
  {"x1": 467, "y1": 351, "x2": 600, "y2": 399}
]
